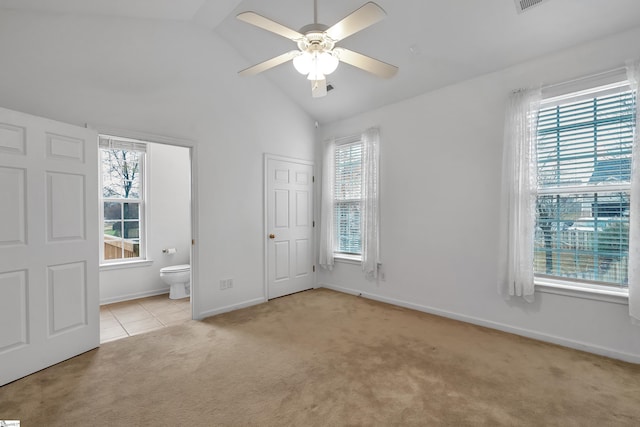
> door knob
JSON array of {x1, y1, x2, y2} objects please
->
[{"x1": 269, "y1": 234, "x2": 275, "y2": 239}]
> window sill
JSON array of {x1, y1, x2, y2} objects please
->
[
  {"x1": 334, "y1": 254, "x2": 361, "y2": 264},
  {"x1": 100, "y1": 259, "x2": 153, "y2": 271},
  {"x1": 535, "y1": 278, "x2": 628, "y2": 305}
]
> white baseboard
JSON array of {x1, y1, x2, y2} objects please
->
[
  {"x1": 321, "y1": 283, "x2": 640, "y2": 364},
  {"x1": 100, "y1": 287, "x2": 170, "y2": 305},
  {"x1": 197, "y1": 297, "x2": 266, "y2": 320}
]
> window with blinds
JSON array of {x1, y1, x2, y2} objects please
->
[
  {"x1": 534, "y1": 83, "x2": 636, "y2": 287},
  {"x1": 99, "y1": 135, "x2": 147, "y2": 263},
  {"x1": 334, "y1": 141, "x2": 363, "y2": 255}
]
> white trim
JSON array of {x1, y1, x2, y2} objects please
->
[
  {"x1": 320, "y1": 283, "x2": 640, "y2": 364},
  {"x1": 197, "y1": 297, "x2": 266, "y2": 321},
  {"x1": 541, "y1": 67, "x2": 628, "y2": 101},
  {"x1": 100, "y1": 287, "x2": 169, "y2": 305},
  {"x1": 264, "y1": 153, "x2": 314, "y2": 166},
  {"x1": 189, "y1": 144, "x2": 199, "y2": 322},
  {"x1": 99, "y1": 135, "x2": 148, "y2": 152},
  {"x1": 264, "y1": 154, "x2": 268, "y2": 302},
  {"x1": 98, "y1": 139, "x2": 148, "y2": 263},
  {"x1": 334, "y1": 254, "x2": 361, "y2": 264},
  {"x1": 89, "y1": 124, "x2": 195, "y2": 148},
  {"x1": 99, "y1": 259, "x2": 154, "y2": 271},
  {"x1": 535, "y1": 278, "x2": 628, "y2": 305},
  {"x1": 88, "y1": 123, "x2": 198, "y2": 321},
  {"x1": 142, "y1": 144, "x2": 150, "y2": 261}
]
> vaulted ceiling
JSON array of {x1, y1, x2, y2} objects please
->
[{"x1": 2, "y1": 0, "x2": 640, "y2": 124}]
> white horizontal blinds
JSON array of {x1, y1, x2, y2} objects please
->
[
  {"x1": 99, "y1": 135, "x2": 147, "y2": 152},
  {"x1": 537, "y1": 89, "x2": 634, "y2": 188},
  {"x1": 334, "y1": 141, "x2": 363, "y2": 254},
  {"x1": 534, "y1": 83, "x2": 636, "y2": 287}
]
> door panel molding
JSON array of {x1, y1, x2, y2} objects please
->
[
  {"x1": 0, "y1": 269, "x2": 28, "y2": 353},
  {"x1": 46, "y1": 132, "x2": 86, "y2": 163},
  {"x1": 0, "y1": 166, "x2": 27, "y2": 246},
  {"x1": 0, "y1": 122, "x2": 26, "y2": 155}
]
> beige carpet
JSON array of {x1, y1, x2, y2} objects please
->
[{"x1": 1, "y1": 288, "x2": 639, "y2": 426}]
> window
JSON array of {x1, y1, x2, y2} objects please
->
[
  {"x1": 534, "y1": 81, "x2": 636, "y2": 288},
  {"x1": 334, "y1": 140, "x2": 363, "y2": 256},
  {"x1": 99, "y1": 136, "x2": 147, "y2": 264},
  {"x1": 320, "y1": 128, "x2": 380, "y2": 273}
]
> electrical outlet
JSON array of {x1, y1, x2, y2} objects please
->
[
  {"x1": 220, "y1": 278, "x2": 234, "y2": 290},
  {"x1": 380, "y1": 271, "x2": 386, "y2": 281}
]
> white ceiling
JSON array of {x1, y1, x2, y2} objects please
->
[{"x1": 2, "y1": 0, "x2": 640, "y2": 124}]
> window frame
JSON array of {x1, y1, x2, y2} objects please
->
[
  {"x1": 533, "y1": 74, "x2": 635, "y2": 298},
  {"x1": 333, "y1": 137, "x2": 364, "y2": 260},
  {"x1": 98, "y1": 136, "x2": 148, "y2": 266}
]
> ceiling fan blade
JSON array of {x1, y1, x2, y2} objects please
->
[
  {"x1": 334, "y1": 48, "x2": 398, "y2": 78},
  {"x1": 325, "y1": 2, "x2": 386, "y2": 42},
  {"x1": 311, "y1": 79, "x2": 327, "y2": 98},
  {"x1": 238, "y1": 51, "x2": 299, "y2": 76},
  {"x1": 237, "y1": 11, "x2": 303, "y2": 41}
]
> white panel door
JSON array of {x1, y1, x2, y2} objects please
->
[
  {"x1": 266, "y1": 156, "x2": 314, "y2": 299},
  {"x1": 0, "y1": 107, "x2": 99, "y2": 386}
]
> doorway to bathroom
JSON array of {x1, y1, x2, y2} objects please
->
[{"x1": 95, "y1": 129, "x2": 196, "y2": 343}]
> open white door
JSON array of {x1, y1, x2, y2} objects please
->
[
  {"x1": 266, "y1": 155, "x2": 314, "y2": 299},
  {"x1": 0, "y1": 107, "x2": 99, "y2": 386}
]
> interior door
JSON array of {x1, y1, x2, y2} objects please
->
[
  {"x1": 0, "y1": 107, "x2": 99, "y2": 386},
  {"x1": 266, "y1": 156, "x2": 314, "y2": 299}
]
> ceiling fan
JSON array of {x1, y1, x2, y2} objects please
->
[{"x1": 236, "y1": 0, "x2": 398, "y2": 98}]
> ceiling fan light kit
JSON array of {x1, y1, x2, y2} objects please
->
[
  {"x1": 294, "y1": 51, "x2": 339, "y2": 81},
  {"x1": 237, "y1": 1, "x2": 398, "y2": 97}
]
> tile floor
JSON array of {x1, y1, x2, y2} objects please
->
[{"x1": 100, "y1": 294, "x2": 191, "y2": 343}]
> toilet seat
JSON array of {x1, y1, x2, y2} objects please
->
[{"x1": 160, "y1": 264, "x2": 190, "y2": 274}]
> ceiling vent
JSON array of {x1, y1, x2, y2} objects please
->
[{"x1": 515, "y1": 0, "x2": 549, "y2": 14}]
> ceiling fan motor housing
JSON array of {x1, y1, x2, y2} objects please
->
[{"x1": 297, "y1": 25, "x2": 335, "y2": 53}]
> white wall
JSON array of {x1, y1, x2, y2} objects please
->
[
  {"x1": 317, "y1": 26, "x2": 640, "y2": 362},
  {"x1": 99, "y1": 143, "x2": 191, "y2": 304},
  {"x1": 0, "y1": 10, "x2": 315, "y2": 317}
]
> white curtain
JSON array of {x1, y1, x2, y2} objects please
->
[
  {"x1": 498, "y1": 88, "x2": 541, "y2": 302},
  {"x1": 361, "y1": 128, "x2": 380, "y2": 278},
  {"x1": 627, "y1": 60, "x2": 640, "y2": 321},
  {"x1": 319, "y1": 138, "x2": 335, "y2": 270}
]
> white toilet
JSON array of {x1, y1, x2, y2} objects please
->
[{"x1": 160, "y1": 264, "x2": 191, "y2": 299}]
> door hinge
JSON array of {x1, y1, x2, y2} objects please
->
[
  {"x1": 312, "y1": 176, "x2": 315, "y2": 183},
  {"x1": 313, "y1": 265, "x2": 315, "y2": 272},
  {"x1": 313, "y1": 220, "x2": 315, "y2": 227},
  {"x1": 192, "y1": 239, "x2": 195, "y2": 245}
]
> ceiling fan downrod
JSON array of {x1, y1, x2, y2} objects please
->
[{"x1": 313, "y1": 0, "x2": 318, "y2": 24}]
